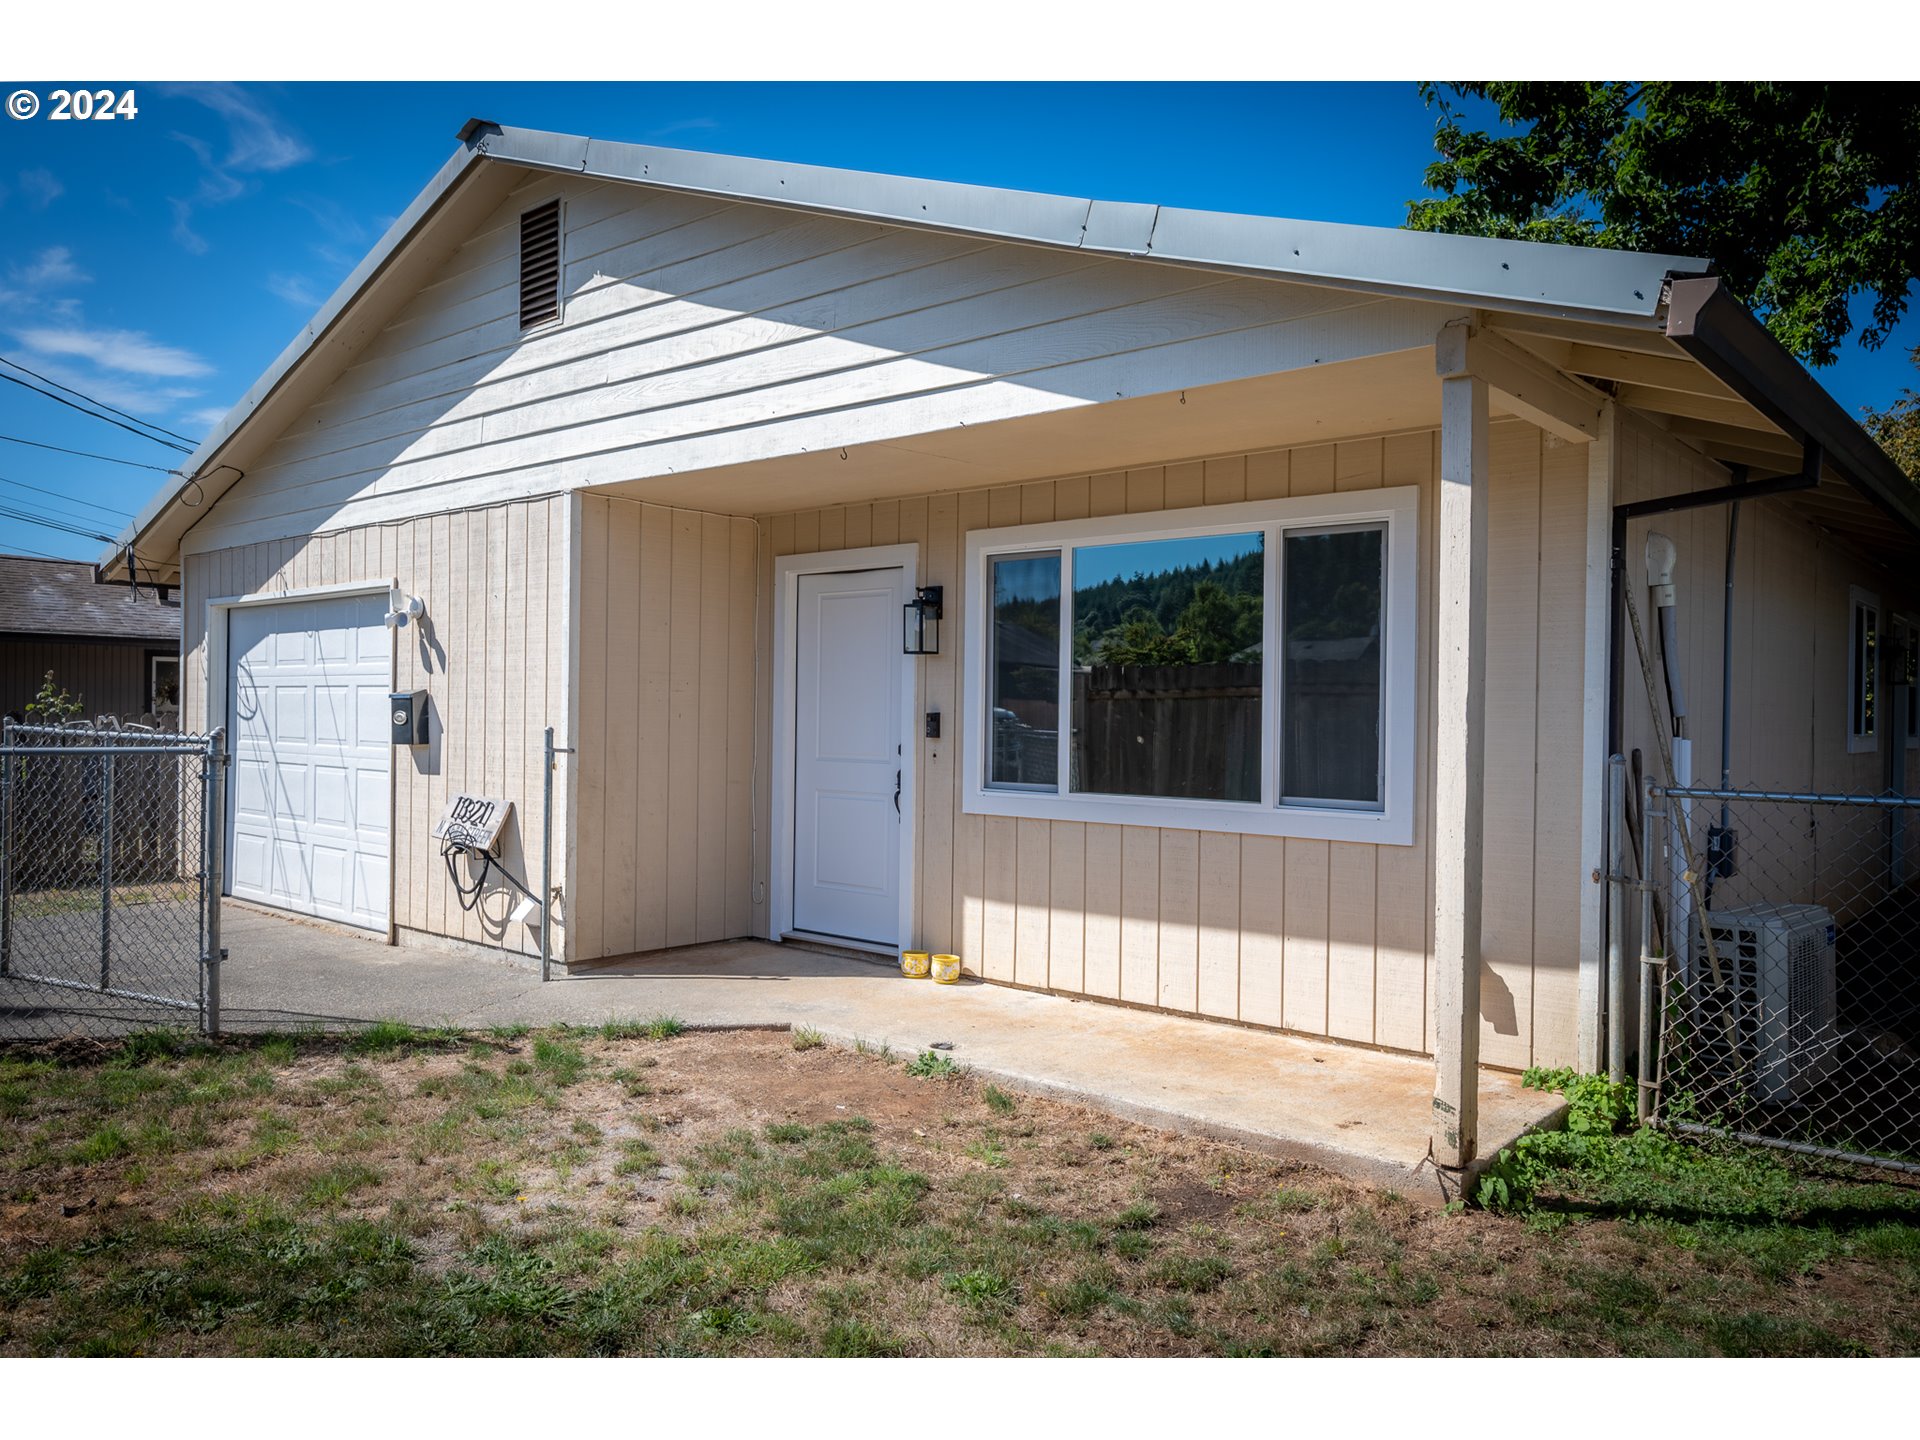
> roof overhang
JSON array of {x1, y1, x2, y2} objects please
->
[{"x1": 116, "y1": 119, "x2": 1914, "y2": 585}]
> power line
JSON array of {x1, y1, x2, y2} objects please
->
[
  {"x1": 0, "y1": 352, "x2": 199, "y2": 446},
  {"x1": 0, "y1": 476, "x2": 132, "y2": 517},
  {"x1": 0, "y1": 371, "x2": 195, "y2": 455},
  {"x1": 0, "y1": 503, "x2": 118, "y2": 545},
  {"x1": 0, "y1": 485, "x2": 132, "y2": 535},
  {"x1": 0, "y1": 431, "x2": 180, "y2": 473},
  {"x1": 0, "y1": 540, "x2": 86, "y2": 562}
]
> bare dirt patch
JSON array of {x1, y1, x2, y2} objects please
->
[{"x1": 3, "y1": 1027, "x2": 1918, "y2": 1356}]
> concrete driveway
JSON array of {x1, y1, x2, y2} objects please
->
[{"x1": 200, "y1": 904, "x2": 1564, "y2": 1201}]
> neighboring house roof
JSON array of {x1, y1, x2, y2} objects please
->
[
  {"x1": 0, "y1": 554, "x2": 180, "y2": 644},
  {"x1": 100, "y1": 119, "x2": 1915, "y2": 580}
]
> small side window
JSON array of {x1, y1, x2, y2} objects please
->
[{"x1": 1849, "y1": 587, "x2": 1879, "y2": 753}]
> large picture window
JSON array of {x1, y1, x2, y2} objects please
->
[{"x1": 963, "y1": 489, "x2": 1417, "y2": 844}]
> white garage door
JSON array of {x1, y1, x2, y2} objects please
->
[{"x1": 228, "y1": 594, "x2": 392, "y2": 930}]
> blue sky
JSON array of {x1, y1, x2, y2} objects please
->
[{"x1": 0, "y1": 80, "x2": 1913, "y2": 564}]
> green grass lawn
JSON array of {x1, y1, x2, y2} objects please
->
[{"x1": 1, "y1": 1026, "x2": 1917, "y2": 1357}]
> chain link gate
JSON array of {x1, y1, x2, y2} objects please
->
[
  {"x1": 0, "y1": 721, "x2": 227, "y2": 1040},
  {"x1": 1642, "y1": 781, "x2": 1920, "y2": 1173}
]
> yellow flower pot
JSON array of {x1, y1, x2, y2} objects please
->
[
  {"x1": 931, "y1": 953, "x2": 962, "y2": 985},
  {"x1": 900, "y1": 950, "x2": 931, "y2": 979}
]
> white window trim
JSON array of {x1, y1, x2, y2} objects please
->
[
  {"x1": 961, "y1": 488, "x2": 1419, "y2": 845},
  {"x1": 1848, "y1": 585, "x2": 1880, "y2": 755}
]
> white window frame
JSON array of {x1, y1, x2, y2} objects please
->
[
  {"x1": 961, "y1": 488, "x2": 1419, "y2": 845},
  {"x1": 1848, "y1": 585, "x2": 1880, "y2": 755}
]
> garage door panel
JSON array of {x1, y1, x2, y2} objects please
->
[
  {"x1": 311, "y1": 846, "x2": 351, "y2": 909},
  {"x1": 228, "y1": 592, "x2": 390, "y2": 932},
  {"x1": 232, "y1": 833, "x2": 268, "y2": 890},
  {"x1": 314, "y1": 765, "x2": 352, "y2": 826},
  {"x1": 355, "y1": 770, "x2": 389, "y2": 835},
  {"x1": 234, "y1": 759, "x2": 270, "y2": 819}
]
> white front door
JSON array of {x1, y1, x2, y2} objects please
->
[
  {"x1": 227, "y1": 593, "x2": 392, "y2": 931},
  {"x1": 791, "y1": 567, "x2": 903, "y2": 947}
]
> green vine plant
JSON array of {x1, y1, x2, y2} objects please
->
[
  {"x1": 22, "y1": 671, "x2": 84, "y2": 726},
  {"x1": 1473, "y1": 1068, "x2": 1638, "y2": 1213}
]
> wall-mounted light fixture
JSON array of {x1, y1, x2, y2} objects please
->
[
  {"x1": 903, "y1": 584, "x2": 943, "y2": 655},
  {"x1": 384, "y1": 583, "x2": 426, "y2": 630}
]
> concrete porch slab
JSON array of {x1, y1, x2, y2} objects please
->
[{"x1": 214, "y1": 909, "x2": 1564, "y2": 1203}]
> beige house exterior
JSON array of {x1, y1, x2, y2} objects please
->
[{"x1": 114, "y1": 122, "x2": 1919, "y2": 1167}]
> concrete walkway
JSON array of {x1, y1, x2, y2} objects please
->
[{"x1": 217, "y1": 906, "x2": 1563, "y2": 1202}]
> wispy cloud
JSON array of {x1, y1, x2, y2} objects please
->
[
  {"x1": 168, "y1": 198, "x2": 208, "y2": 256},
  {"x1": 17, "y1": 326, "x2": 213, "y2": 378},
  {"x1": 647, "y1": 118, "x2": 722, "y2": 142},
  {"x1": 7, "y1": 246, "x2": 89, "y2": 293},
  {"x1": 18, "y1": 169, "x2": 62, "y2": 208},
  {"x1": 164, "y1": 84, "x2": 311, "y2": 254},
  {"x1": 10, "y1": 354, "x2": 203, "y2": 418},
  {"x1": 181, "y1": 405, "x2": 232, "y2": 431},
  {"x1": 288, "y1": 193, "x2": 372, "y2": 272},
  {"x1": 266, "y1": 272, "x2": 324, "y2": 309}
]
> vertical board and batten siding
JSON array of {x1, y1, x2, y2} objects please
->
[
  {"x1": 176, "y1": 170, "x2": 1446, "y2": 555},
  {"x1": 754, "y1": 426, "x2": 1588, "y2": 1066},
  {"x1": 177, "y1": 497, "x2": 571, "y2": 958},
  {"x1": 1, "y1": 639, "x2": 173, "y2": 725},
  {"x1": 570, "y1": 496, "x2": 758, "y2": 963}
]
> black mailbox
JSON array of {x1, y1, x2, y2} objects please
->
[{"x1": 389, "y1": 690, "x2": 427, "y2": 746}]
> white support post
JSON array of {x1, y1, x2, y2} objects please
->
[
  {"x1": 1577, "y1": 401, "x2": 1617, "y2": 1073},
  {"x1": 1432, "y1": 322, "x2": 1489, "y2": 1169}
]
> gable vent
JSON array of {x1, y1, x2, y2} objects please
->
[{"x1": 518, "y1": 199, "x2": 561, "y2": 330}]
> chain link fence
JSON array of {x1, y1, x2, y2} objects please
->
[
  {"x1": 0, "y1": 721, "x2": 226, "y2": 1041},
  {"x1": 1644, "y1": 782, "x2": 1920, "y2": 1172}
]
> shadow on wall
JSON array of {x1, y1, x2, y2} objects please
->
[{"x1": 1480, "y1": 963, "x2": 1519, "y2": 1037}]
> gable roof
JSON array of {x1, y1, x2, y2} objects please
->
[
  {"x1": 0, "y1": 554, "x2": 180, "y2": 643},
  {"x1": 100, "y1": 119, "x2": 1913, "y2": 581}
]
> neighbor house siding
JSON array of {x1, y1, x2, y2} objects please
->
[
  {"x1": 752, "y1": 425, "x2": 1589, "y2": 1067},
  {"x1": 1, "y1": 637, "x2": 170, "y2": 725},
  {"x1": 570, "y1": 495, "x2": 758, "y2": 964},
  {"x1": 178, "y1": 495, "x2": 571, "y2": 958},
  {"x1": 177, "y1": 172, "x2": 1449, "y2": 555}
]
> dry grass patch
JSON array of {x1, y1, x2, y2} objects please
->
[{"x1": 1, "y1": 1026, "x2": 1917, "y2": 1356}]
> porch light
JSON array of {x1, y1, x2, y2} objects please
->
[{"x1": 903, "y1": 585, "x2": 943, "y2": 655}]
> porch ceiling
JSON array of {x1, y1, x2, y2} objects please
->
[
  {"x1": 1494, "y1": 316, "x2": 1918, "y2": 567},
  {"x1": 581, "y1": 347, "x2": 1449, "y2": 516}
]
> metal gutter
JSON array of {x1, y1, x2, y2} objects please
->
[
  {"x1": 1665, "y1": 275, "x2": 1920, "y2": 541},
  {"x1": 464, "y1": 120, "x2": 1703, "y2": 327}
]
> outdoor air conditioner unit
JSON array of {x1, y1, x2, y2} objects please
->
[{"x1": 1690, "y1": 903, "x2": 1840, "y2": 1104}]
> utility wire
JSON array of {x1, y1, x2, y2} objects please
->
[
  {"x1": 0, "y1": 476, "x2": 134, "y2": 518},
  {"x1": 0, "y1": 352, "x2": 199, "y2": 446},
  {"x1": 0, "y1": 490, "x2": 131, "y2": 535},
  {"x1": 0, "y1": 371, "x2": 195, "y2": 454},
  {"x1": 0, "y1": 505, "x2": 118, "y2": 545},
  {"x1": 0, "y1": 539, "x2": 84, "y2": 561},
  {"x1": 0, "y1": 431, "x2": 180, "y2": 473}
]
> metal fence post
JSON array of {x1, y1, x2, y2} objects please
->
[
  {"x1": 1606, "y1": 754, "x2": 1627, "y2": 1082},
  {"x1": 99, "y1": 749, "x2": 115, "y2": 991},
  {"x1": 202, "y1": 729, "x2": 226, "y2": 1037},
  {"x1": 1637, "y1": 781, "x2": 1665, "y2": 1125},
  {"x1": 0, "y1": 728, "x2": 12, "y2": 979}
]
